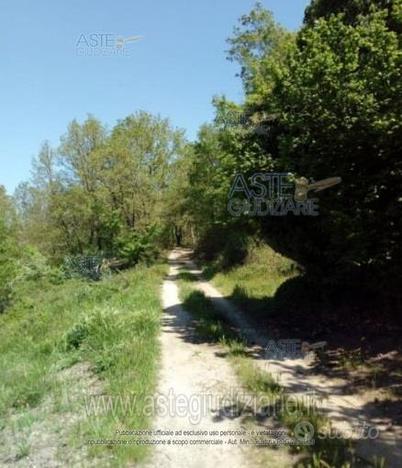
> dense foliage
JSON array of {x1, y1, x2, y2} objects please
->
[
  {"x1": 13, "y1": 112, "x2": 186, "y2": 264},
  {"x1": 2, "y1": 0, "x2": 401, "y2": 311},
  {"x1": 179, "y1": 1, "x2": 402, "y2": 305}
]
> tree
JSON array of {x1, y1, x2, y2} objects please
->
[
  {"x1": 304, "y1": 0, "x2": 402, "y2": 33},
  {"x1": 15, "y1": 112, "x2": 188, "y2": 262},
  {"x1": 0, "y1": 186, "x2": 19, "y2": 311},
  {"x1": 267, "y1": 9, "x2": 402, "y2": 286},
  {"x1": 227, "y1": 2, "x2": 295, "y2": 104},
  {"x1": 192, "y1": 2, "x2": 402, "y2": 300}
]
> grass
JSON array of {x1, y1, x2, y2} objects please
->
[
  {"x1": 203, "y1": 244, "x2": 298, "y2": 301},
  {"x1": 179, "y1": 276, "x2": 318, "y2": 420},
  {"x1": 338, "y1": 348, "x2": 365, "y2": 370},
  {"x1": 178, "y1": 264, "x2": 385, "y2": 468},
  {"x1": 200, "y1": 244, "x2": 310, "y2": 329},
  {"x1": 15, "y1": 440, "x2": 30, "y2": 460},
  {"x1": 0, "y1": 261, "x2": 167, "y2": 466}
]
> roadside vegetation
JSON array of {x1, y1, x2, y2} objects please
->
[
  {"x1": 0, "y1": 259, "x2": 167, "y2": 466},
  {"x1": 178, "y1": 269, "x2": 387, "y2": 468},
  {"x1": 200, "y1": 239, "x2": 402, "y2": 398}
]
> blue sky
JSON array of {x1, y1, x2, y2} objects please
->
[{"x1": 0, "y1": 0, "x2": 309, "y2": 194}]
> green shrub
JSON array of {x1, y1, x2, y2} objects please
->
[
  {"x1": 16, "y1": 247, "x2": 64, "y2": 284},
  {"x1": 116, "y1": 226, "x2": 160, "y2": 266},
  {"x1": 64, "y1": 322, "x2": 90, "y2": 350},
  {"x1": 0, "y1": 219, "x2": 19, "y2": 312}
]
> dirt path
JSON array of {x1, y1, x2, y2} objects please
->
[
  {"x1": 176, "y1": 249, "x2": 402, "y2": 468},
  {"x1": 143, "y1": 250, "x2": 291, "y2": 468}
]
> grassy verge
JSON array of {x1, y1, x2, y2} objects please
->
[
  {"x1": 0, "y1": 261, "x2": 167, "y2": 466},
  {"x1": 202, "y1": 243, "x2": 298, "y2": 301},
  {"x1": 178, "y1": 273, "x2": 383, "y2": 468}
]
